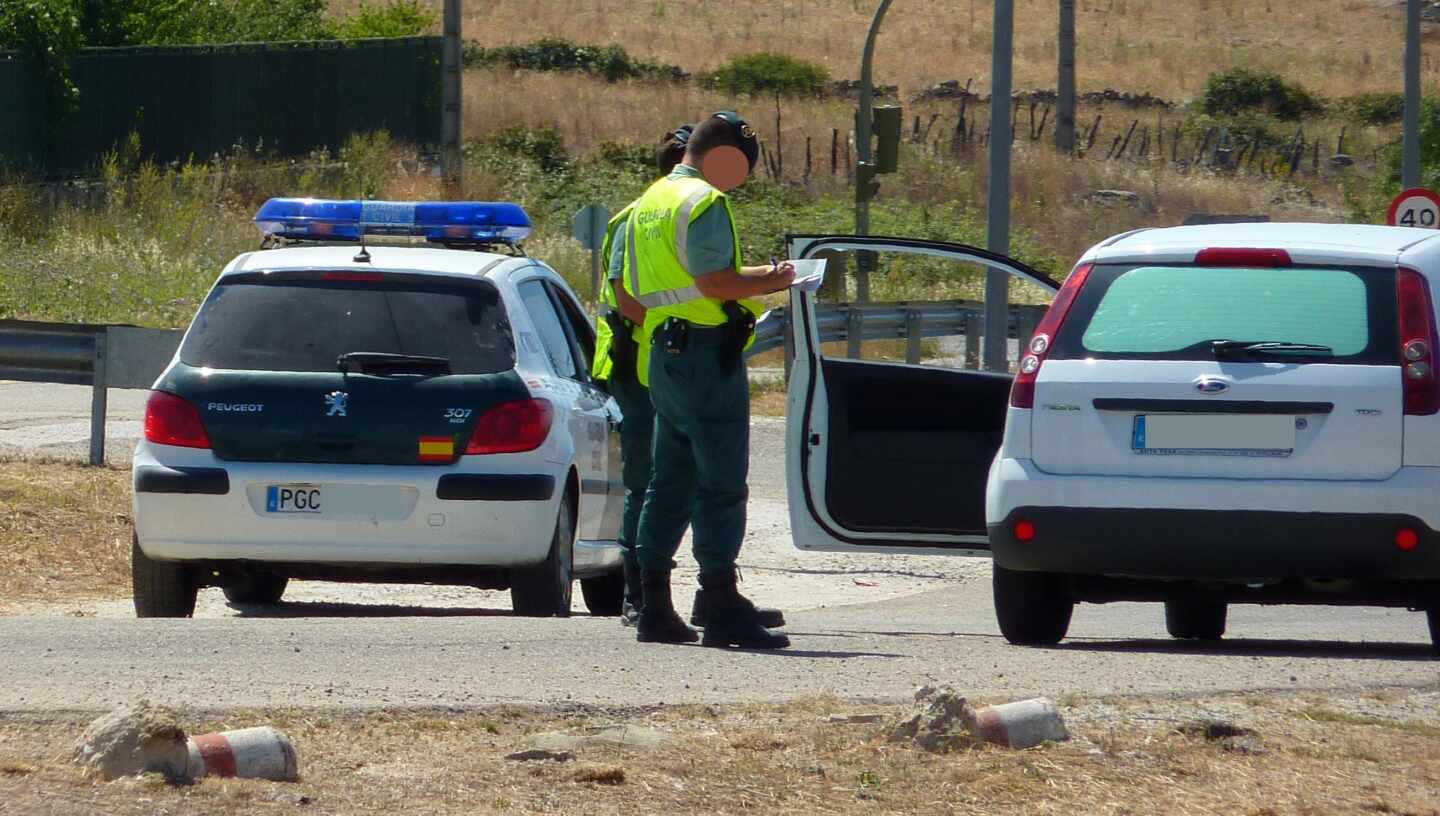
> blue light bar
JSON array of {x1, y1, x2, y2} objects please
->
[{"x1": 254, "y1": 198, "x2": 533, "y2": 245}]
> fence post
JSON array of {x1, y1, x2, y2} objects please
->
[
  {"x1": 847, "y1": 309, "x2": 864, "y2": 359},
  {"x1": 89, "y1": 330, "x2": 108, "y2": 467},
  {"x1": 964, "y1": 314, "x2": 982, "y2": 369},
  {"x1": 905, "y1": 309, "x2": 923, "y2": 364}
]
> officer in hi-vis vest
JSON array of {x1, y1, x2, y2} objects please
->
[
  {"x1": 623, "y1": 111, "x2": 796, "y2": 649},
  {"x1": 592, "y1": 124, "x2": 692, "y2": 626}
]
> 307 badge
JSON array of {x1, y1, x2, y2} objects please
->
[{"x1": 443, "y1": 408, "x2": 472, "y2": 424}]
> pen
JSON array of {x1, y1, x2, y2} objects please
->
[{"x1": 770, "y1": 256, "x2": 779, "y2": 273}]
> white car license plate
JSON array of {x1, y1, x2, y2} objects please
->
[
  {"x1": 266, "y1": 484, "x2": 323, "y2": 513},
  {"x1": 1133, "y1": 414, "x2": 1296, "y2": 457}
]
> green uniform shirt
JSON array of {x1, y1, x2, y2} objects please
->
[
  {"x1": 607, "y1": 212, "x2": 629, "y2": 284},
  {"x1": 668, "y1": 165, "x2": 736, "y2": 277}
]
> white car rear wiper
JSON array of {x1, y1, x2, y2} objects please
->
[{"x1": 1210, "y1": 340, "x2": 1334, "y2": 358}]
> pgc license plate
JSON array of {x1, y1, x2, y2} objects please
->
[
  {"x1": 266, "y1": 484, "x2": 323, "y2": 513},
  {"x1": 1132, "y1": 414, "x2": 1296, "y2": 457}
]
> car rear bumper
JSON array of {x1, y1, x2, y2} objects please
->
[
  {"x1": 132, "y1": 444, "x2": 563, "y2": 568},
  {"x1": 989, "y1": 506, "x2": 1440, "y2": 580},
  {"x1": 986, "y1": 458, "x2": 1440, "y2": 580}
]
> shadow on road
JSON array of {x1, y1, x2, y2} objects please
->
[
  {"x1": 228, "y1": 601, "x2": 538, "y2": 619},
  {"x1": 1054, "y1": 637, "x2": 1436, "y2": 661}
]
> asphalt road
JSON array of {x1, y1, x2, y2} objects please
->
[
  {"x1": 0, "y1": 584, "x2": 1433, "y2": 712},
  {"x1": 1, "y1": 381, "x2": 1436, "y2": 712}
]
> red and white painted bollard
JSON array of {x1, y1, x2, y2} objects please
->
[
  {"x1": 967, "y1": 698, "x2": 1068, "y2": 749},
  {"x1": 186, "y1": 727, "x2": 299, "y2": 782}
]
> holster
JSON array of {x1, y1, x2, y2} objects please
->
[
  {"x1": 604, "y1": 311, "x2": 639, "y2": 380},
  {"x1": 718, "y1": 301, "x2": 755, "y2": 373}
]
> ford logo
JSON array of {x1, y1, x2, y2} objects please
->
[{"x1": 1195, "y1": 378, "x2": 1230, "y2": 394}]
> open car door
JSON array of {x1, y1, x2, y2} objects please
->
[{"x1": 784, "y1": 235, "x2": 1059, "y2": 556}]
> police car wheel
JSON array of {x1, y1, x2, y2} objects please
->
[
  {"x1": 1164, "y1": 599, "x2": 1227, "y2": 641},
  {"x1": 580, "y1": 569, "x2": 626, "y2": 616},
  {"x1": 510, "y1": 484, "x2": 575, "y2": 617},
  {"x1": 223, "y1": 573, "x2": 289, "y2": 606},
  {"x1": 131, "y1": 533, "x2": 198, "y2": 618}
]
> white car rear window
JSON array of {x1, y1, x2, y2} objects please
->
[{"x1": 1074, "y1": 265, "x2": 1381, "y2": 360}]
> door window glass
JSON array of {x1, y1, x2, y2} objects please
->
[{"x1": 518, "y1": 280, "x2": 578, "y2": 379}]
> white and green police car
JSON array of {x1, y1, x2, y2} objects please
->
[{"x1": 132, "y1": 199, "x2": 625, "y2": 618}]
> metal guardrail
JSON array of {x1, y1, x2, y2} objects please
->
[
  {"x1": 4, "y1": 300, "x2": 1035, "y2": 465},
  {"x1": 0, "y1": 320, "x2": 183, "y2": 465},
  {"x1": 748, "y1": 300, "x2": 1046, "y2": 376}
]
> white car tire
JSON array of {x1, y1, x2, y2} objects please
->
[
  {"x1": 580, "y1": 570, "x2": 625, "y2": 616},
  {"x1": 1164, "y1": 599, "x2": 1227, "y2": 641},
  {"x1": 992, "y1": 564, "x2": 1073, "y2": 646},
  {"x1": 510, "y1": 486, "x2": 575, "y2": 617},
  {"x1": 223, "y1": 573, "x2": 289, "y2": 606}
]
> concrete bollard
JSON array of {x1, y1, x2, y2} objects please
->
[
  {"x1": 966, "y1": 698, "x2": 1068, "y2": 749},
  {"x1": 186, "y1": 727, "x2": 299, "y2": 782}
]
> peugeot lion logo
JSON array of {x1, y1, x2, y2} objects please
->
[
  {"x1": 325, "y1": 391, "x2": 349, "y2": 417},
  {"x1": 1194, "y1": 378, "x2": 1230, "y2": 394}
]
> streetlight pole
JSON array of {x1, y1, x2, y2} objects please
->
[
  {"x1": 854, "y1": 0, "x2": 894, "y2": 302},
  {"x1": 1404, "y1": 0, "x2": 1421, "y2": 189},
  {"x1": 984, "y1": 0, "x2": 1014, "y2": 372}
]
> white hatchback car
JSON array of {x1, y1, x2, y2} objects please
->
[
  {"x1": 131, "y1": 199, "x2": 625, "y2": 618},
  {"x1": 784, "y1": 225, "x2": 1440, "y2": 653}
]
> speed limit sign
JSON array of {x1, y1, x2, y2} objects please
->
[{"x1": 1387, "y1": 187, "x2": 1440, "y2": 229}]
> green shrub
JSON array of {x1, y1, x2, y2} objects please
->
[
  {"x1": 489, "y1": 126, "x2": 570, "y2": 174},
  {"x1": 0, "y1": 0, "x2": 84, "y2": 119},
  {"x1": 121, "y1": 0, "x2": 333, "y2": 45},
  {"x1": 465, "y1": 38, "x2": 685, "y2": 82},
  {"x1": 704, "y1": 52, "x2": 829, "y2": 98},
  {"x1": 1337, "y1": 92, "x2": 1405, "y2": 126},
  {"x1": 331, "y1": 0, "x2": 435, "y2": 40},
  {"x1": 1200, "y1": 68, "x2": 1324, "y2": 121}
]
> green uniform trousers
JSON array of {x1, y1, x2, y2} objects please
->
[
  {"x1": 607, "y1": 363, "x2": 654, "y2": 556},
  {"x1": 634, "y1": 326, "x2": 750, "y2": 576}
]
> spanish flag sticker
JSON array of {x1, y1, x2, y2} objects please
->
[{"x1": 418, "y1": 436, "x2": 455, "y2": 462}]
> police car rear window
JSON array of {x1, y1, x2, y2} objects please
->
[{"x1": 179, "y1": 279, "x2": 515, "y2": 374}]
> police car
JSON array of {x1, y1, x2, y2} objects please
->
[
  {"x1": 131, "y1": 198, "x2": 625, "y2": 618},
  {"x1": 783, "y1": 226, "x2": 1440, "y2": 653}
]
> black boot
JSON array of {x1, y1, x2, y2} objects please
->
[
  {"x1": 690, "y1": 580, "x2": 786, "y2": 629},
  {"x1": 698, "y1": 572, "x2": 790, "y2": 650},
  {"x1": 636, "y1": 569, "x2": 698, "y2": 644},
  {"x1": 619, "y1": 550, "x2": 642, "y2": 627}
]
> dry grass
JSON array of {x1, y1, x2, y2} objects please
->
[
  {"x1": 343, "y1": 0, "x2": 1436, "y2": 100},
  {"x1": 0, "y1": 459, "x2": 132, "y2": 610},
  {"x1": 2, "y1": 690, "x2": 1439, "y2": 814},
  {"x1": 464, "y1": 67, "x2": 1366, "y2": 268}
]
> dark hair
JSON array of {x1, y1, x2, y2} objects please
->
[
  {"x1": 656, "y1": 124, "x2": 692, "y2": 174},
  {"x1": 686, "y1": 111, "x2": 759, "y2": 171}
]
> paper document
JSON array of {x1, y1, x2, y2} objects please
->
[{"x1": 788, "y1": 259, "x2": 827, "y2": 292}]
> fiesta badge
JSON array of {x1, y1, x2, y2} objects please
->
[{"x1": 1194, "y1": 378, "x2": 1230, "y2": 394}]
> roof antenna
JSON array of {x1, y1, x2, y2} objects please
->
[{"x1": 354, "y1": 233, "x2": 371, "y2": 264}]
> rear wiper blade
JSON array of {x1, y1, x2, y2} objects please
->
[
  {"x1": 1210, "y1": 340, "x2": 1334, "y2": 358},
  {"x1": 337, "y1": 352, "x2": 451, "y2": 375}
]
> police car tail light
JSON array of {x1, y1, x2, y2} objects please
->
[
  {"x1": 253, "y1": 198, "x2": 533, "y2": 245},
  {"x1": 465, "y1": 399, "x2": 553, "y2": 455},
  {"x1": 144, "y1": 391, "x2": 212, "y2": 449},
  {"x1": 1397, "y1": 266, "x2": 1440, "y2": 416},
  {"x1": 1010, "y1": 263, "x2": 1092, "y2": 409}
]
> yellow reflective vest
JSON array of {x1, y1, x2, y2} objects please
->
[
  {"x1": 622, "y1": 174, "x2": 761, "y2": 386},
  {"x1": 590, "y1": 203, "x2": 640, "y2": 383}
]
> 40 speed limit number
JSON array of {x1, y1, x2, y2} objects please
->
[{"x1": 1387, "y1": 188, "x2": 1440, "y2": 229}]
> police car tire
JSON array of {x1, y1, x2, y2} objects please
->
[
  {"x1": 131, "y1": 534, "x2": 198, "y2": 618},
  {"x1": 1164, "y1": 599, "x2": 1227, "y2": 641},
  {"x1": 223, "y1": 573, "x2": 289, "y2": 606},
  {"x1": 992, "y1": 564, "x2": 1073, "y2": 646},
  {"x1": 580, "y1": 569, "x2": 626, "y2": 616},
  {"x1": 510, "y1": 485, "x2": 575, "y2": 617}
]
